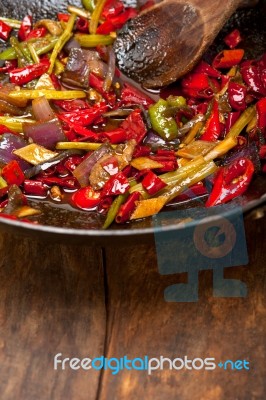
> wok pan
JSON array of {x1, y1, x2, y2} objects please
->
[{"x1": 0, "y1": 0, "x2": 265, "y2": 245}]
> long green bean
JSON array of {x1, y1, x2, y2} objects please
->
[
  {"x1": 0, "y1": 116, "x2": 35, "y2": 132},
  {"x1": 74, "y1": 33, "x2": 114, "y2": 47},
  {"x1": 10, "y1": 37, "x2": 31, "y2": 66},
  {"x1": 0, "y1": 17, "x2": 21, "y2": 28},
  {"x1": 102, "y1": 193, "x2": 128, "y2": 229},
  {"x1": 0, "y1": 36, "x2": 58, "y2": 61},
  {"x1": 8, "y1": 89, "x2": 86, "y2": 100},
  {"x1": 130, "y1": 162, "x2": 218, "y2": 220},
  {"x1": 225, "y1": 105, "x2": 256, "y2": 139},
  {"x1": 48, "y1": 14, "x2": 76, "y2": 74},
  {"x1": 89, "y1": 0, "x2": 107, "y2": 34}
]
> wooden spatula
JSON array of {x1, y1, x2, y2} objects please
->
[{"x1": 114, "y1": 0, "x2": 257, "y2": 88}]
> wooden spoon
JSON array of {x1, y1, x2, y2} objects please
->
[{"x1": 114, "y1": 0, "x2": 257, "y2": 88}]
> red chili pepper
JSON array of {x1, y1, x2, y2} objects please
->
[
  {"x1": 97, "y1": 7, "x2": 137, "y2": 34},
  {"x1": 157, "y1": 149, "x2": 176, "y2": 157},
  {"x1": 241, "y1": 59, "x2": 266, "y2": 96},
  {"x1": 97, "y1": 8, "x2": 137, "y2": 34},
  {"x1": 102, "y1": 0, "x2": 124, "y2": 19},
  {"x1": 71, "y1": 186, "x2": 101, "y2": 210},
  {"x1": 96, "y1": 20, "x2": 115, "y2": 35},
  {"x1": 97, "y1": 195, "x2": 113, "y2": 212},
  {"x1": 0, "y1": 214, "x2": 18, "y2": 221},
  {"x1": 9, "y1": 61, "x2": 50, "y2": 85},
  {"x1": 23, "y1": 179, "x2": 48, "y2": 197},
  {"x1": 182, "y1": 72, "x2": 215, "y2": 99},
  {"x1": 193, "y1": 101, "x2": 209, "y2": 115},
  {"x1": 102, "y1": 172, "x2": 130, "y2": 196},
  {"x1": 70, "y1": 124, "x2": 99, "y2": 141},
  {"x1": 121, "y1": 109, "x2": 147, "y2": 144},
  {"x1": 149, "y1": 155, "x2": 178, "y2": 172},
  {"x1": 18, "y1": 15, "x2": 32, "y2": 41},
  {"x1": 26, "y1": 27, "x2": 47, "y2": 40},
  {"x1": 212, "y1": 49, "x2": 244, "y2": 68},
  {"x1": 194, "y1": 60, "x2": 221, "y2": 78},
  {"x1": 225, "y1": 111, "x2": 241, "y2": 134},
  {"x1": 256, "y1": 98, "x2": 266, "y2": 130},
  {"x1": 259, "y1": 145, "x2": 266, "y2": 159},
  {"x1": 133, "y1": 145, "x2": 151, "y2": 158},
  {"x1": 1, "y1": 160, "x2": 25, "y2": 186},
  {"x1": 175, "y1": 107, "x2": 195, "y2": 125},
  {"x1": 121, "y1": 165, "x2": 132, "y2": 177},
  {"x1": 201, "y1": 99, "x2": 221, "y2": 141},
  {"x1": 119, "y1": 82, "x2": 154, "y2": 109},
  {"x1": 38, "y1": 176, "x2": 79, "y2": 189},
  {"x1": 58, "y1": 103, "x2": 108, "y2": 127},
  {"x1": 0, "y1": 59, "x2": 17, "y2": 73},
  {"x1": 55, "y1": 162, "x2": 69, "y2": 176},
  {"x1": 76, "y1": 17, "x2": 89, "y2": 33},
  {"x1": 0, "y1": 124, "x2": 17, "y2": 135},
  {"x1": 101, "y1": 155, "x2": 119, "y2": 176},
  {"x1": 89, "y1": 73, "x2": 116, "y2": 105},
  {"x1": 224, "y1": 29, "x2": 242, "y2": 49},
  {"x1": 141, "y1": 170, "x2": 167, "y2": 195},
  {"x1": 50, "y1": 73, "x2": 61, "y2": 90},
  {"x1": 228, "y1": 81, "x2": 247, "y2": 111},
  {"x1": 134, "y1": 168, "x2": 151, "y2": 181},
  {"x1": 115, "y1": 191, "x2": 141, "y2": 223},
  {"x1": 53, "y1": 99, "x2": 89, "y2": 111},
  {"x1": 57, "y1": 13, "x2": 70, "y2": 22},
  {"x1": 155, "y1": 161, "x2": 177, "y2": 172},
  {"x1": 110, "y1": 7, "x2": 137, "y2": 27},
  {"x1": 64, "y1": 155, "x2": 84, "y2": 172},
  {"x1": 212, "y1": 49, "x2": 244, "y2": 69},
  {"x1": 0, "y1": 20, "x2": 12, "y2": 41},
  {"x1": 101, "y1": 128, "x2": 127, "y2": 144},
  {"x1": 205, "y1": 157, "x2": 254, "y2": 207}
]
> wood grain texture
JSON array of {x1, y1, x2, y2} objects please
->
[
  {"x1": 100, "y1": 215, "x2": 266, "y2": 400},
  {"x1": 0, "y1": 215, "x2": 265, "y2": 399},
  {"x1": 0, "y1": 235, "x2": 105, "y2": 400}
]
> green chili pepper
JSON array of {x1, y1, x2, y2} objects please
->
[
  {"x1": 166, "y1": 95, "x2": 186, "y2": 108},
  {"x1": 148, "y1": 98, "x2": 179, "y2": 141}
]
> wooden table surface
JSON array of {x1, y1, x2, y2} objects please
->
[{"x1": 0, "y1": 211, "x2": 265, "y2": 400}]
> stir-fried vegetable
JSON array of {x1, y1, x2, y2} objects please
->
[{"x1": 0, "y1": 0, "x2": 265, "y2": 228}]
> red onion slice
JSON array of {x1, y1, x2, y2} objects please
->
[
  {"x1": 32, "y1": 96, "x2": 55, "y2": 121},
  {"x1": 0, "y1": 133, "x2": 30, "y2": 171},
  {"x1": 73, "y1": 143, "x2": 113, "y2": 187},
  {"x1": 23, "y1": 118, "x2": 66, "y2": 150}
]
